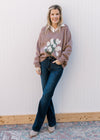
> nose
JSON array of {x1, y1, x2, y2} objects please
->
[{"x1": 54, "y1": 15, "x2": 57, "y2": 17}]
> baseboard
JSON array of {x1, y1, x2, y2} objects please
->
[{"x1": 0, "y1": 112, "x2": 100, "y2": 125}]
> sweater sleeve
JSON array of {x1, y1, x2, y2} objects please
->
[
  {"x1": 57, "y1": 26, "x2": 72, "y2": 66},
  {"x1": 33, "y1": 28, "x2": 42, "y2": 68}
]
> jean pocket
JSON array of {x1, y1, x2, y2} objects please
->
[
  {"x1": 40, "y1": 59, "x2": 47, "y2": 64},
  {"x1": 52, "y1": 63, "x2": 63, "y2": 69}
]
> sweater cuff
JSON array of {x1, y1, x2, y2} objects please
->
[
  {"x1": 34, "y1": 63, "x2": 40, "y2": 68},
  {"x1": 57, "y1": 57, "x2": 65, "y2": 64}
]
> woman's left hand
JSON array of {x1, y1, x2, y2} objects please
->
[{"x1": 52, "y1": 60, "x2": 62, "y2": 65}]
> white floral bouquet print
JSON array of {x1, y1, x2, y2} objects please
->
[{"x1": 44, "y1": 38, "x2": 61, "y2": 56}]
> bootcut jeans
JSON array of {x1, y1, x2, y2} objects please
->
[{"x1": 32, "y1": 56, "x2": 63, "y2": 132}]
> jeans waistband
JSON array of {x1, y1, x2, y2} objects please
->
[{"x1": 47, "y1": 56, "x2": 56, "y2": 61}]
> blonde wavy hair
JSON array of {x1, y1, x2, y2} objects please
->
[{"x1": 45, "y1": 4, "x2": 63, "y2": 33}]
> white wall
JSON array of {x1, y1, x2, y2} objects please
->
[{"x1": 0, "y1": 0, "x2": 100, "y2": 116}]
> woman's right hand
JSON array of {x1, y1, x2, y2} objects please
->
[{"x1": 36, "y1": 67, "x2": 41, "y2": 75}]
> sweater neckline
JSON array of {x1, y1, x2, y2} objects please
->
[{"x1": 47, "y1": 24, "x2": 65, "y2": 33}]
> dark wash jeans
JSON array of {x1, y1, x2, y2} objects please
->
[{"x1": 32, "y1": 56, "x2": 63, "y2": 132}]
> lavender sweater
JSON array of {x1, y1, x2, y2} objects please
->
[{"x1": 34, "y1": 24, "x2": 72, "y2": 68}]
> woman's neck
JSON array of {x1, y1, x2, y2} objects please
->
[{"x1": 51, "y1": 23, "x2": 58, "y2": 29}]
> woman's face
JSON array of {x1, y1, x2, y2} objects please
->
[{"x1": 50, "y1": 9, "x2": 61, "y2": 25}]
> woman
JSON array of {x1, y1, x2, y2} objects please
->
[{"x1": 30, "y1": 4, "x2": 72, "y2": 137}]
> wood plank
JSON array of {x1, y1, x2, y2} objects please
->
[{"x1": 0, "y1": 112, "x2": 100, "y2": 125}]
